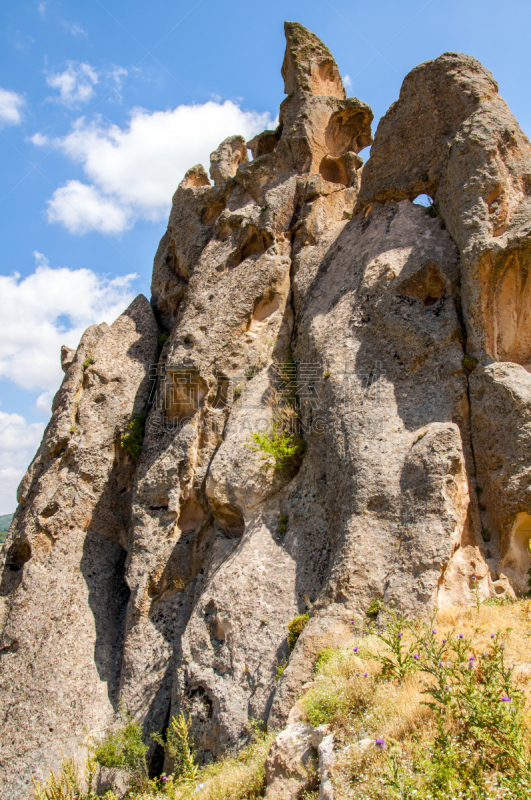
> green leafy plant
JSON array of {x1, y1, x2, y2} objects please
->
[
  {"x1": 121, "y1": 412, "x2": 147, "y2": 459},
  {"x1": 462, "y1": 354, "x2": 478, "y2": 371},
  {"x1": 366, "y1": 599, "x2": 384, "y2": 618},
  {"x1": 246, "y1": 421, "x2": 305, "y2": 473},
  {"x1": 33, "y1": 757, "x2": 100, "y2": 800},
  {"x1": 372, "y1": 604, "x2": 421, "y2": 681},
  {"x1": 288, "y1": 613, "x2": 309, "y2": 651},
  {"x1": 82, "y1": 356, "x2": 95, "y2": 370},
  {"x1": 417, "y1": 628, "x2": 531, "y2": 797},
  {"x1": 158, "y1": 332, "x2": 169, "y2": 346},
  {"x1": 323, "y1": 369, "x2": 331, "y2": 379},
  {"x1": 277, "y1": 514, "x2": 288, "y2": 535},
  {"x1": 92, "y1": 713, "x2": 149, "y2": 791},
  {"x1": 152, "y1": 712, "x2": 198, "y2": 783}
]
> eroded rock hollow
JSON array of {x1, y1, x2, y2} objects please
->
[{"x1": 2, "y1": 21, "x2": 531, "y2": 798}]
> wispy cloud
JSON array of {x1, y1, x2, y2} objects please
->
[
  {"x1": 46, "y1": 62, "x2": 99, "y2": 107},
  {"x1": 60, "y1": 19, "x2": 87, "y2": 38}
]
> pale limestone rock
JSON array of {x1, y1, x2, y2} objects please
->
[
  {"x1": 356, "y1": 52, "x2": 531, "y2": 368},
  {"x1": 0, "y1": 296, "x2": 158, "y2": 798},
  {"x1": 2, "y1": 20, "x2": 531, "y2": 796},
  {"x1": 470, "y1": 362, "x2": 531, "y2": 594},
  {"x1": 209, "y1": 135, "x2": 248, "y2": 185},
  {"x1": 264, "y1": 721, "x2": 314, "y2": 800}
]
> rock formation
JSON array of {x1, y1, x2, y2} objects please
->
[{"x1": 2, "y1": 20, "x2": 531, "y2": 798}]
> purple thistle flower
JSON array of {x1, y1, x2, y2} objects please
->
[
  {"x1": 162, "y1": 776, "x2": 168, "y2": 782},
  {"x1": 353, "y1": 647, "x2": 359, "y2": 653},
  {"x1": 491, "y1": 634, "x2": 495, "y2": 638},
  {"x1": 471, "y1": 575, "x2": 476, "y2": 581},
  {"x1": 459, "y1": 634, "x2": 464, "y2": 639},
  {"x1": 432, "y1": 629, "x2": 437, "y2": 634},
  {"x1": 445, "y1": 685, "x2": 450, "y2": 690},
  {"x1": 413, "y1": 654, "x2": 419, "y2": 659},
  {"x1": 398, "y1": 633, "x2": 402, "y2": 638},
  {"x1": 501, "y1": 696, "x2": 511, "y2": 702},
  {"x1": 363, "y1": 672, "x2": 368, "y2": 677},
  {"x1": 375, "y1": 738, "x2": 386, "y2": 750},
  {"x1": 442, "y1": 639, "x2": 446, "y2": 644}
]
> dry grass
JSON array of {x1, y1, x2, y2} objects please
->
[
  {"x1": 299, "y1": 599, "x2": 531, "y2": 799},
  {"x1": 169, "y1": 732, "x2": 273, "y2": 800}
]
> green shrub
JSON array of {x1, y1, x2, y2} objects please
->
[
  {"x1": 302, "y1": 681, "x2": 346, "y2": 727},
  {"x1": 366, "y1": 599, "x2": 383, "y2": 618},
  {"x1": 121, "y1": 412, "x2": 147, "y2": 459},
  {"x1": 33, "y1": 757, "x2": 101, "y2": 800},
  {"x1": 82, "y1": 356, "x2": 95, "y2": 370},
  {"x1": 246, "y1": 422, "x2": 305, "y2": 473},
  {"x1": 152, "y1": 712, "x2": 198, "y2": 783},
  {"x1": 288, "y1": 613, "x2": 309, "y2": 651},
  {"x1": 92, "y1": 714, "x2": 149, "y2": 790}
]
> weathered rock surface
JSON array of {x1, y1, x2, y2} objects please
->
[
  {"x1": 2, "y1": 20, "x2": 531, "y2": 799},
  {"x1": 0, "y1": 297, "x2": 158, "y2": 798}
]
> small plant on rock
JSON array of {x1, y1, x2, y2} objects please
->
[
  {"x1": 82, "y1": 356, "x2": 95, "y2": 370},
  {"x1": 92, "y1": 713, "x2": 149, "y2": 791},
  {"x1": 152, "y1": 712, "x2": 198, "y2": 783},
  {"x1": 121, "y1": 412, "x2": 147, "y2": 459},
  {"x1": 372, "y1": 604, "x2": 422, "y2": 681},
  {"x1": 246, "y1": 421, "x2": 305, "y2": 473},
  {"x1": 288, "y1": 613, "x2": 309, "y2": 651},
  {"x1": 277, "y1": 514, "x2": 288, "y2": 535},
  {"x1": 462, "y1": 354, "x2": 478, "y2": 371}
]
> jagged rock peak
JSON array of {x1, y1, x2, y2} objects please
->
[{"x1": 282, "y1": 21, "x2": 346, "y2": 98}]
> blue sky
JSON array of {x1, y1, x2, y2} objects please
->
[{"x1": 1, "y1": 0, "x2": 531, "y2": 513}]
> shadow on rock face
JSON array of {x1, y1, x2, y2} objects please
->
[{"x1": 80, "y1": 533, "x2": 130, "y2": 709}]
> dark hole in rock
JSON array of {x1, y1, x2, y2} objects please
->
[
  {"x1": 41, "y1": 501, "x2": 59, "y2": 519},
  {"x1": 1, "y1": 540, "x2": 32, "y2": 596},
  {"x1": 232, "y1": 227, "x2": 274, "y2": 268}
]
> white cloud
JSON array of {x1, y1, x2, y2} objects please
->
[
  {"x1": 0, "y1": 88, "x2": 25, "y2": 127},
  {"x1": 46, "y1": 180, "x2": 131, "y2": 234},
  {"x1": 46, "y1": 62, "x2": 99, "y2": 106},
  {"x1": 38, "y1": 2, "x2": 47, "y2": 19},
  {"x1": 34, "y1": 100, "x2": 275, "y2": 234},
  {"x1": 0, "y1": 251, "x2": 137, "y2": 391},
  {"x1": 343, "y1": 75, "x2": 353, "y2": 92},
  {"x1": 0, "y1": 253, "x2": 137, "y2": 514},
  {"x1": 0, "y1": 411, "x2": 45, "y2": 514}
]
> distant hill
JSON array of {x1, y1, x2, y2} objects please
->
[{"x1": 0, "y1": 513, "x2": 13, "y2": 543}]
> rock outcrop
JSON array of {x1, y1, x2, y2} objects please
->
[{"x1": 2, "y1": 21, "x2": 531, "y2": 799}]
